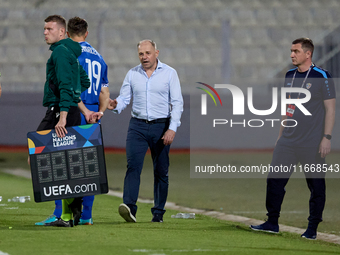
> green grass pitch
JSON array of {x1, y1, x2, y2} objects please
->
[{"x1": 0, "y1": 151, "x2": 340, "y2": 254}]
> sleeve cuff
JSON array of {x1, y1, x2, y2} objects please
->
[
  {"x1": 168, "y1": 122, "x2": 178, "y2": 133},
  {"x1": 60, "y1": 107, "x2": 69, "y2": 112}
]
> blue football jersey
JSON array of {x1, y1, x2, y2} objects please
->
[{"x1": 78, "y1": 41, "x2": 109, "y2": 105}]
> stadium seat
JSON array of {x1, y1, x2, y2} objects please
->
[
  {"x1": 178, "y1": 8, "x2": 200, "y2": 24},
  {"x1": 311, "y1": 8, "x2": 333, "y2": 26},
  {"x1": 255, "y1": 9, "x2": 276, "y2": 26},
  {"x1": 104, "y1": 8, "x2": 125, "y2": 25},
  {"x1": 102, "y1": 26, "x2": 122, "y2": 45},
  {"x1": 7, "y1": 10, "x2": 25, "y2": 21},
  {"x1": 102, "y1": 47, "x2": 120, "y2": 65},
  {"x1": 177, "y1": 28, "x2": 197, "y2": 44},
  {"x1": 2, "y1": 64, "x2": 21, "y2": 82},
  {"x1": 292, "y1": 9, "x2": 314, "y2": 26},
  {"x1": 195, "y1": 27, "x2": 220, "y2": 45},
  {"x1": 158, "y1": 9, "x2": 181, "y2": 25},
  {"x1": 24, "y1": 27, "x2": 45, "y2": 44},
  {"x1": 230, "y1": 27, "x2": 252, "y2": 46},
  {"x1": 273, "y1": 9, "x2": 294, "y2": 26},
  {"x1": 0, "y1": 46, "x2": 7, "y2": 63},
  {"x1": 111, "y1": 65, "x2": 130, "y2": 84},
  {"x1": 2, "y1": 27, "x2": 27, "y2": 45},
  {"x1": 249, "y1": 27, "x2": 271, "y2": 45},
  {"x1": 234, "y1": 9, "x2": 257, "y2": 26},
  {"x1": 119, "y1": 28, "x2": 140, "y2": 46},
  {"x1": 24, "y1": 46, "x2": 45, "y2": 63},
  {"x1": 6, "y1": 46, "x2": 25, "y2": 63},
  {"x1": 140, "y1": 27, "x2": 161, "y2": 43},
  {"x1": 158, "y1": 27, "x2": 177, "y2": 45},
  {"x1": 230, "y1": 48, "x2": 247, "y2": 64},
  {"x1": 171, "y1": 47, "x2": 192, "y2": 64},
  {"x1": 115, "y1": 47, "x2": 139, "y2": 65},
  {"x1": 21, "y1": 65, "x2": 40, "y2": 82},
  {"x1": 191, "y1": 47, "x2": 212, "y2": 64},
  {"x1": 183, "y1": 65, "x2": 203, "y2": 81},
  {"x1": 2, "y1": 0, "x2": 340, "y2": 92}
]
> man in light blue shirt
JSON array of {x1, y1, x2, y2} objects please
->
[{"x1": 108, "y1": 39, "x2": 183, "y2": 223}]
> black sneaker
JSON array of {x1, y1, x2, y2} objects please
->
[
  {"x1": 45, "y1": 218, "x2": 74, "y2": 227},
  {"x1": 301, "y1": 228, "x2": 317, "y2": 240},
  {"x1": 151, "y1": 213, "x2": 163, "y2": 223},
  {"x1": 118, "y1": 203, "x2": 136, "y2": 222},
  {"x1": 250, "y1": 221, "x2": 279, "y2": 233}
]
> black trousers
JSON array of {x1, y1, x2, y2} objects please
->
[
  {"x1": 266, "y1": 142, "x2": 326, "y2": 227},
  {"x1": 37, "y1": 105, "x2": 81, "y2": 131}
]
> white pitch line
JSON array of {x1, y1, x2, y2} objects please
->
[
  {"x1": 131, "y1": 248, "x2": 231, "y2": 253},
  {"x1": 4, "y1": 168, "x2": 340, "y2": 245},
  {"x1": 0, "y1": 251, "x2": 10, "y2": 255}
]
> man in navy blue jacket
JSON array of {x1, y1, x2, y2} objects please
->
[{"x1": 251, "y1": 38, "x2": 336, "y2": 239}]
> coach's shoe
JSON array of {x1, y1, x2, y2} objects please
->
[
  {"x1": 118, "y1": 203, "x2": 136, "y2": 223},
  {"x1": 35, "y1": 215, "x2": 57, "y2": 226},
  {"x1": 250, "y1": 221, "x2": 279, "y2": 233},
  {"x1": 79, "y1": 218, "x2": 93, "y2": 225},
  {"x1": 45, "y1": 218, "x2": 74, "y2": 227},
  {"x1": 151, "y1": 213, "x2": 163, "y2": 223},
  {"x1": 301, "y1": 228, "x2": 317, "y2": 240}
]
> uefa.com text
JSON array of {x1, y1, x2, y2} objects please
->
[{"x1": 43, "y1": 183, "x2": 98, "y2": 197}]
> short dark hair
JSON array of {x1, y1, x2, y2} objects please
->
[
  {"x1": 137, "y1": 39, "x2": 157, "y2": 50},
  {"x1": 67, "y1": 17, "x2": 88, "y2": 37},
  {"x1": 44, "y1": 15, "x2": 66, "y2": 29},
  {"x1": 292, "y1": 37, "x2": 314, "y2": 57}
]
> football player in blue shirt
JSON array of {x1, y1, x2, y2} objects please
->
[{"x1": 36, "y1": 17, "x2": 110, "y2": 226}]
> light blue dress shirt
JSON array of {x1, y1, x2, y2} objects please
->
[{"x1": 113, "y1": 60, "x2": 183, "y2": 132}]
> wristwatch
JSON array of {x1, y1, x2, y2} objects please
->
[{"x1": 324, "y1": 134, "x2": 332, "y2": 140}]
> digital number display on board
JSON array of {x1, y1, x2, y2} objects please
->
[{"x1": 27, "y1": 124, "x2": 108, "y2": 202}]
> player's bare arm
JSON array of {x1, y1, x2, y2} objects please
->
[
  {"x1": 97, "y1": 87, "x2": 110, "y2": 121},
  {"x1": 78, "y1": 101, "x2": 98, "y2": 124}
]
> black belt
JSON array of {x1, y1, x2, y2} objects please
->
[{"x1": 133, "y1": 117, "x2": 169, "y2": 124}]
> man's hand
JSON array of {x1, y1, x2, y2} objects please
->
[
  {"x1": 319, "y1": 137, "x2": 331, "y2": 158},
  {"x1": 55, "y1": 111, "x2": 68, "y2": 138},
  {"x1": 90, "y1": 112, "x2": 104, "y2": 123},
  {"x1": 107, "y1": 98, "x2": 117, "y2": 110},
  {"x1": 162, "y1": 129, "x2": 176, "y2": 146},
  {"x1": 84, "y1": 110, "x2": 94, "y2": 123}
]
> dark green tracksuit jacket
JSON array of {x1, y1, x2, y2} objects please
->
[{"x1": 43, "y1": 38, "x2": 90, "y2": 112}]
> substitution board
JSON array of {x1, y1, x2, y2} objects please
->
[{"x1": 27, "y1": 123, "x2": 108, "y2": 202}]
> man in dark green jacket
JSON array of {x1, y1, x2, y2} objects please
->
[
  {"x1": 38, "y1": 15, "x2": 93, "y2": 137},
  {"x1": 37, "y1": 15, "x2": 95, "y2": 227}
]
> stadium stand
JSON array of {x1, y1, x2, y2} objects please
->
[{"x1": 0, "y1": 0, "x2": 340, "y2": 93}]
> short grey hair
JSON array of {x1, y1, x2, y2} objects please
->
[{"x1": 137, "y1": 39, "x2": 157, "y2": 50}]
